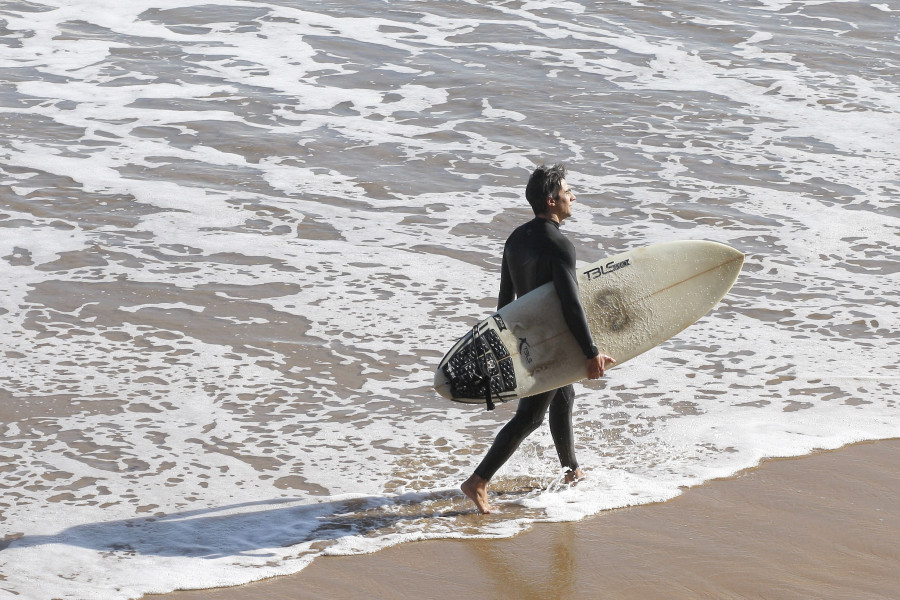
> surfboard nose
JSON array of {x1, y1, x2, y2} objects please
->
[{"x1": 708, "y1": 241, "x2": 745, "y2": 289}]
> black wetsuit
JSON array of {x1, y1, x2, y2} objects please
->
[{"x1": 474, "y1": 218, "x2": 598, "y2": 481}]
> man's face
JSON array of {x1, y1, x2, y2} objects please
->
[{"x1": 550, "y1": 178, "x2": 576, "y2": 222}]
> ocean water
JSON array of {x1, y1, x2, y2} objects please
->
[{"x1": 1, "y1": 0, "x2": 897, "y2": 598}]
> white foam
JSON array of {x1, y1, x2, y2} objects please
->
[{"x1": 1, "y1": 1, "x2": 898, "y2": 598}]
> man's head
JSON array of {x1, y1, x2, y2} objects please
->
[{"x1": 525, "y1": 164, "x2": 576, "y2": 222}]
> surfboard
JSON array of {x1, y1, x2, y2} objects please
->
[{"x1": 434, "y1": 240, "x2": 743, "y2": 406}]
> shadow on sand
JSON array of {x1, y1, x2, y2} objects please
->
[{"x1": 0, "y1": 488, "x2": 532, "y2": 559}]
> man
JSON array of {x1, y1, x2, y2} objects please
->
[{"x1": 461, "y1": 164, "x2": 614, "y2": 514}]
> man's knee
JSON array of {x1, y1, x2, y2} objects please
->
[
  {"x1": 512, "y1": 410, "x2": 544, "y2": 435},
  {"x1": 514, "y1": 394, "x2": 552, "y2": 433},
  {"x1": 550, "y1": 386, "x2": 575, "y2": 413}
]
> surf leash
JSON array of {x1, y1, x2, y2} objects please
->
[{"x1": 471, "y1": 325, "x2": 496, "y2": 411}]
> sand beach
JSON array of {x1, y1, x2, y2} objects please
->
[{"x1": 152, "y1": 439, "x2": 900, "y2": 600}]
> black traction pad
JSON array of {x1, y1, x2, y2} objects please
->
[{"x1": 442, "y1": 328, "x2": 517, "y2": 401}]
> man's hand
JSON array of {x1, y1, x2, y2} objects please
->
[{"x1": 587, "y1": 353, "x2": 615, "y2": 379}]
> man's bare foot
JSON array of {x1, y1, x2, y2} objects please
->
[
  {"x1": 461, "y1": 473, "x2": 493, "y2": 514},
  {"x1": 564, "y1": 468, "x2": 585, "y2": 485}
]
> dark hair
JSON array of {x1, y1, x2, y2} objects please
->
[{"x1": 525, "y1": 164, "x2": 567, "y2": 215}]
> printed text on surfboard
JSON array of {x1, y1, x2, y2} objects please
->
[{"x1": 584, "y1": 258, "x2": 631, "y2": 280}]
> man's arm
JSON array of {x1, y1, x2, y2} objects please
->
[
  {"x1": 497, "y1": 247, "x2": 515, "y2": 310},
  {"x1": 551, "y1": 243, "x2": 616, "y2": 378},
  {"x1": 550, "y1": 245, "x2": 598, "y2": 359}
]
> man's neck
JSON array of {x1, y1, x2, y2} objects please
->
[{"x1": 536, "y1": 213, "x2": 562, "y2": 226}]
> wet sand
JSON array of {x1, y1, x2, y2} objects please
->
[{"x1": 150, "y1": 439, "x2": 899, "y2": 600}]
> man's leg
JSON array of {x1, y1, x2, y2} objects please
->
[
  {"x1": 548, "y1": 385, "x2": 583, "y2": 482},
  {"x1": 462, "y1": 389, "x2": 556, "y2": 513}
]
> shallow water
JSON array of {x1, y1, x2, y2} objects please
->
[{"x1": 1, "y1": 1, "x2": 898, "y2": 598}]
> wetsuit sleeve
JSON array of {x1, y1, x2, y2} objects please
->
[
  {"x1": 497, "y1": 247, "x2": 515, "y2": 310},
  {"x1": 551, "y1": 244, "x2": 599, "y2": 359}
]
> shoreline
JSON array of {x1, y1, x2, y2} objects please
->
[{"x1": 149, "y1": 438, "x2": 900, "y2": 600}]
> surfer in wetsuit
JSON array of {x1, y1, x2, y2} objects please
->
[{"x1": 461, "y1": 164, "x2": 614, "y2": 514}]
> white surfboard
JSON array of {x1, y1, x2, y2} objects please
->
[{"x1": 434, "y1": 240, "x2": 744, "y2": 405}]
